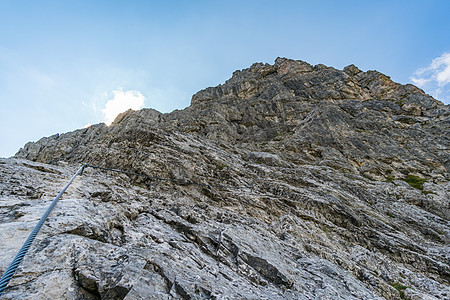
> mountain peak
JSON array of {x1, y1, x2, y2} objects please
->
[
  {"x1": 191, "y1": 58, "x2": 439, "y2": 110},
  {"x1": 7, "y1": 58, "x2": 449, "y2": 299}
]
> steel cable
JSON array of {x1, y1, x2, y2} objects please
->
[
  {"x1": 0, "y1": 162, "x2": 260, "y2": 296},
  {"x1": 0, "y1": 164, "x2": 86, "y2": 296}
]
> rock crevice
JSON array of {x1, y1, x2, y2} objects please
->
[{"x1": 2, "y1": 58, "x2": 449, "y2": 299}]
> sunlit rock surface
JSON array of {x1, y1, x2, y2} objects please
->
[{"x1": 2, "y1": 58, "x2": 449, "y2": 299}]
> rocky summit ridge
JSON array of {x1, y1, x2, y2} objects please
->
[{"x1": 1, "y1": 58, "x2": 449, "y2": 299}]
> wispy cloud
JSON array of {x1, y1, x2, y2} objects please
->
[
  {"x1": 102, "y1": 89, "x2": 146, "y2": 125},
  {"x1": 410, "y1": 52, "x2": 450, "y2": 104}
]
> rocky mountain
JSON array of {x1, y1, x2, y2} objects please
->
[{"x1": 1, "y1": 58, "x2": 449, "y2": 299}]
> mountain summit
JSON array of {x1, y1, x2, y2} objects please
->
[
  {"x1": 2, "y1": 58, "x2": 449, "y2": 299},
  {"x1": 17, "y1": 58, "x2": 448, "y2": 182}
]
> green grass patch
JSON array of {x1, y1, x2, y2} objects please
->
[
  {"x1": 390, "y1": 282, "x2": 408, "y2": 299},
  {"x1": 275, "y1": 132, "x2": 288, "y2": 137},
  {"x1": 385, "y1": 176, "x2": 395, "y2": 183},
  {"x1": 356, "y1": 129, "x2": 369, "y2": 133},
  {"x1": 320, "y1": 226, "x2": 329, "y2": 234},
  {"x1": 403, "y1": 175, "x2": 426, "y2": 190},
  {"x1": 217, "y1": 163, "x2": 227, "y2": 171},
  {"x1": 422, "y1": 190, "x2": 435, "y2": 195},
  {"x1": 396, "y1": 100, "x2": 405, "y2": 107}
]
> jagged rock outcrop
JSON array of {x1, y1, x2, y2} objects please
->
[
  {"x1": 2, "y1": 58, "x2": 449, "y2": 299},
  {"x1": 17, "y1": 58, "x2": 449, "y2": 182}
]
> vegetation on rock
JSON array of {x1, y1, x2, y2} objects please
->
[{"x1": 2, "y1": 58, "x2": 449, "y2": 299}]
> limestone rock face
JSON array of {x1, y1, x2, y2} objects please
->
[{"x1": 2, "y1": 58, "x2": 449, "y2": 299}]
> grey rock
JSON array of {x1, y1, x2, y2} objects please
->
[{"x1": 2, "y1": 58, "x2": 450, "y2": 299}]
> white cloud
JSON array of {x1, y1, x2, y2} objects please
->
[
  {"x1": 102, "y1": 89, "x2": 146, "y2": 125},
  {"x1": 410, "y1": 52, "x2": 450, "y2": 104},
  {"x1": 410, "y1": 77, "x2": 431, "y2": 87}
]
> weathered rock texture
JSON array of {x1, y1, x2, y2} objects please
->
[{"x1": 1, "y1": 58, "x2": 449, "y2": 299}]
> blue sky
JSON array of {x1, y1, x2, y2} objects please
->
[{"x1": 1, "y1": 0, "x2": 449, "y2": 157}]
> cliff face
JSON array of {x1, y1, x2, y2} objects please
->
[
  {"x1": 2, "y1": 58, "x2": 449, "y2": 299},
  {"x1": 17, "y1": 58, "x2": 449, "y2": 182}
]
